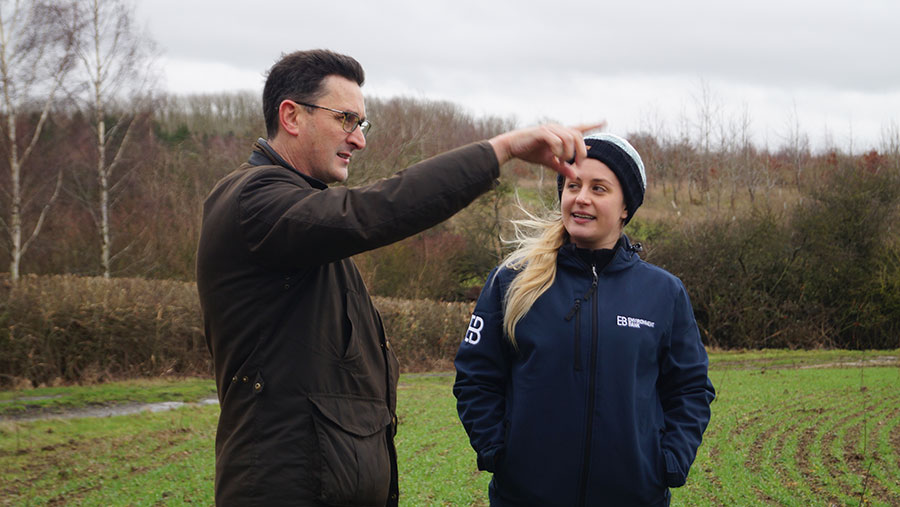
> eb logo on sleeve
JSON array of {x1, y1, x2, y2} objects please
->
[{"x1": 464, "y1": 315, "x2": 484, "y2": 345}]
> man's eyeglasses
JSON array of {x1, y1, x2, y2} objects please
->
[{"x1": 295, "y1": 101, "x2": 371, "y2": 135}]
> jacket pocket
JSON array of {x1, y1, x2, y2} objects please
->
[
  {"x1": 309, "y1": 394, "x2": 393, "y2": 506},
  {"x1": 342, "y1": 291, "x2": 365, "y2": 365}
]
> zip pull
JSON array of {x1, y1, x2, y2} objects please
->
[
  {"x1": 582, "y1": 265, "x2": 599, "y2": 301},
  {"x1": 565, "y1": 299, "x2": 581, "y2": 321}
]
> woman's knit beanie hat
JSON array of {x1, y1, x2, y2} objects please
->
[{"x1": 557, "y1": 133, "x2": 647, "y2": 225}]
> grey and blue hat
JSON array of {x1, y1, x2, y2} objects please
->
[{"x1": 557, "y1": 133, "x2": 647, "y2": 225}]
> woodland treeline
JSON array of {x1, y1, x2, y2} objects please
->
[
  {"x1": 4, "y1": 87, "x2": 899, "y2": 352},
  {"x1": 2, "y1": 0, "x2": 899, "y2": 361}
]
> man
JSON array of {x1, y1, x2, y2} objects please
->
[{"x1": 196, "y1": 49, "x2": 597, "y2": 506}]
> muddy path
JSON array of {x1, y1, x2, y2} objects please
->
[
  {"x1": 712, "y1": 355, "x2": 898, "y2": 370},
  {"x1": 2, "y1": 357, "x2": 895, "y2": 422},
  {"x1": 0, "y1": 397, "x2": 219, "y2": 423}
]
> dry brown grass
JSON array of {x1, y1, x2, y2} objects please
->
[
  {"x1": 374, "y1": 296, "x2": 472, "y2": 372},
  {"x1": 636, "y1": 180, "x2": 806, "y2": 225}
]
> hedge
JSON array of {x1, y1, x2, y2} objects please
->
[{"x1": 0, "y1": 275, "x2": 473, "y2": 387}]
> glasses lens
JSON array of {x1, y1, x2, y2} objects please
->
[
  {"x1": 341, "y1": 112, "x2": 359, "y2": 134},
  {"x1": 359, "y1": 120, "x2": 370, "y2": 136}
]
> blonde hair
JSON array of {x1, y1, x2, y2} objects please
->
[{"x1": 499, "y1": 208, "x2": 567, "y2": 346}]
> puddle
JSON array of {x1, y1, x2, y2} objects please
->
[
  {"x1": 0, "y1": 395, "x2": 64, "y2": 404},
  {"x1": 2, "y1": 397, "x2": 219, "y2": 423},
  {"x1": 714, "y1": 355, "x2": 899, "y2": 370},
  {"x1": 4, "y1": 357, "x2": 894, "y2": 420},
  {"x1": 797, "y1": 356, "x2": 898, "y2": 369}
]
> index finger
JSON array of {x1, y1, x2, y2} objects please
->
[
  {"x1": 568, "y1": 121, "x2": 606, "y2": 165},
  {"x1": 573, "y1": 121, "x2": 607, "y2": 134}
]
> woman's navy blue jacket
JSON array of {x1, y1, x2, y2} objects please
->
[{"x1": 454, "y1": 236, "x2": 715, "y2": 506}]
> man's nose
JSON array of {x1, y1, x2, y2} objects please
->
[{"x1": 348, "y1": 127, "x2": 366, "y2": 150}]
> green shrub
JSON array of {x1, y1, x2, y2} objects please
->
[
  {"x1": 645, "y1": 163, "x2": 900, "y2": 350},
  {"x1": 790, "y1": 165, "x2": 900, "y2": 347},
  {"x1": 647, "y1": 210, "x2": 829, "y2": 349}
]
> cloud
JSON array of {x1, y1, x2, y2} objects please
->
[
  {"x1": 136, "y1": 0, "x2": 900, "y2": 151},
  {"x1": 157, "y1": 57, "x2": 264, "y2": 94}
]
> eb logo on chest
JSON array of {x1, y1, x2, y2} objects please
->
[
  {"x1": 465, "y1": 315, "x2": 484, "y2": 345},
  {"x1": 617, "y1": 315, "x2": 656, "y2": 329}
]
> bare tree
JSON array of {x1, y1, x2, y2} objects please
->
[
  {"x1": 73, "y1": 0, "x2": 154, "y2": 278},
  {"x1": 0, "y1": 0, "x2": 77, "y2": 281},
  {"x1": 692, "y1": 78, "x2": 722, "y2": 155},
  {"x1": 781, "y1": 100, "x2": 809, "y2": 188},
  {"x1": 734, "y1": 106, "x2": 762, "y2": 207},
  {"x1": 154, "y1": 91, "x2": 262, "y2": 138},
  {"x1": 879, "y1": 120, "x2": 899, "y2": 175},
  {"x1": 691, "y1": 78, "x2": 723, "y2": 209},
  {"x1": 719, "y1": 103, "x2": 755, "y2": 211}
]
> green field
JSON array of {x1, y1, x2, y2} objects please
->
[{"x1": 1, "y1": 350, "x2": 898, "y2": 506}]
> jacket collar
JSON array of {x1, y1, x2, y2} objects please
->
[
  {"x1": 558, "y1": 234, "x2": 640, "y2": 275},
  {"x1": 249, "y1": 138, "x2": 328, "y2": 191}
]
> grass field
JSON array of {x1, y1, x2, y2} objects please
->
[{"x1": 1, "y1": 349, "x2": 898, "y2": 506}]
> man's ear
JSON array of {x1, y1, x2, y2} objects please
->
[{"x1": 279, "y1": 100, "x2": 302, "y2": 136}]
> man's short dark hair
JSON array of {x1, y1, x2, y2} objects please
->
[{"x1": 263, "y1": 49, "x2": 365, "y2": 139}]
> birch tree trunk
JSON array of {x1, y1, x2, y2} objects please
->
[
  {"x1": 75, "y1": 0, "x2": 153, "y2": 278},
  {"x1": 0, "y1": 0, "x2": 74, "y2": 281}
]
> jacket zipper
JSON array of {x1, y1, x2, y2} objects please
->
[
  {"x1": 566, "y1": 260, "x2": 600, "y2": 373},
  {"x1": 565, "y1": 299, "x2": 582, "y2": 371},
  {"x1": 577, "y1": 265, "x2": 599, "y2": 507}
]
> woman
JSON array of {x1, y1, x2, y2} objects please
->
[{"x1": 453, "y1": 133, "x2": 715, "y2": 506}]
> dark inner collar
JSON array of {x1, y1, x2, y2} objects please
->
[{"x1": 567, "y1": 236, "x2": 624, "y2": 272}]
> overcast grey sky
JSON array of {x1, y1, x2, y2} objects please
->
[{"x1": 135, "y1": 0, "x2": 899, "y2": 153}]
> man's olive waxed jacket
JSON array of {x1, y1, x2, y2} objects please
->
[{"x1": 197, "y1": 139, "x2": 499, "y2": 506}]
